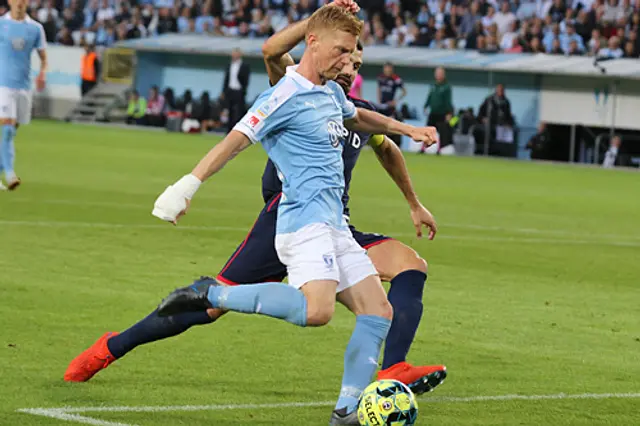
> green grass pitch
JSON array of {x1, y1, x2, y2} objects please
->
[{"x1": 1, "y1": 121, "x2": 639, "y2": 425}]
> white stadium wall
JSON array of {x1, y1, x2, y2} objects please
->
[
  {"x1": 31, "y1": 45, "x2": 83, "y2": 120},
  {"x1": 540, "y1": 75, "x2": 640, "y2": 131}
]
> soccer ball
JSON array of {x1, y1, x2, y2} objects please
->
[{"x1": 357, "y1": 379, "x2": 419, "y2": 426}]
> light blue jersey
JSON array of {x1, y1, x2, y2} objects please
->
[
  {"x1": 0, "y1": 14, "x2": 46, "y2": 90},
  {"x1": 234, "y1": 66, "x2": 357, "y2": 235}
]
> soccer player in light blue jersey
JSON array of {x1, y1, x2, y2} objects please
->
[
  {"x1": 151, "y1": 5, "x2": 436, "y2": 424},
  {"x1": 0, "y1": 0, "x2": 47, "y2": 191}
]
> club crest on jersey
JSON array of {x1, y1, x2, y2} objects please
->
[
  {"x1": 327, "y1": 120, "x2": 348, "y2": 148},
  {"x1": 12, "y1": 37, "x2": 26, "y2": 51},
  {"x1": 255, "y1": 98, "x2": 276, "y2": 118}
]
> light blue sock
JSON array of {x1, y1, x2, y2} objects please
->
[
  {"x1": 1, "y1": 125, "x2": 16, "y2": 181},
  {"x1": 207, "y1": 283, "x2": 307, "y2": 327},
  {"x1": 336, "y1": 315, "x2": 392, "y2": 412}
]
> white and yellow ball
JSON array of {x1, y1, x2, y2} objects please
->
[{"x1": 357, "y1": 380, "x2": 419, "y2": 426}]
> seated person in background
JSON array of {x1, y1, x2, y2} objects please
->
[
  {"x1": 163, "y1": 88, "x2": 177, "y2": 113},
  {"x1": 198, "y1": 91, "x2": 214, "y2": 132},
  {"x1": 179, "y1": 89, "x2": 194, "y2": 117},
  {"x1": 526, "y1": 121, "x2": 550, "y2": 160},
  {"x1": 126, "y1": 90, "x2": 146, "y2": 125},
  {"x1": 145, "y1": 85, "x2": 165, "y2": 127}
]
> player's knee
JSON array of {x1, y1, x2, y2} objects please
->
[
  {"x1": 414, "y1": 257, "x2": 428, "y2": 274},
  {"x1": 395, "y1": 255, "x2": 428, "y2": 277},
  {"x1": 377, "y1": 299, "x2": 394, "y2": 321},
  {"x1": 0, "y1": 118, "x2": 14, "y2": 126},
  {"x1": 306, "y1": 303, "x2": 335, "y2": 326}
]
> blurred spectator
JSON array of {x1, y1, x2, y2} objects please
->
[
  {"x1": 482, "y1": 5, "x2": 496, "y2": 30},
  {"x1": 624, "y1": 39, "x2": 637, "y2": 55},
  {"x1": 180, "y1": 89, "x2": 194, "y2": 117},
  {"x1": 598, "y1": 35, "x2": 624, "y2": 57},
  {"x1": 163, "y1": 88, "x2": 177, "y2": 113},
  {"x1": 567, "y1": 38, "x2": 583, "y2": 54},
  {"x1": 543, "y1": 23, "x2": 561, "y2": 51},
  {"x1": 548, "y1": 0, "x2": 567, "y2": 23},
  {"x1": 377, "y1": 62, "x2": 406, "y2": 118},
  {"x1": 602, "y1": 135, "x2": 622, "y2": 167},
  {"x1": 222, "y1": 48, "x2": 250, "y2": 131},
  {"x1": 37, "y1": 0, "x2": 58, "y2": 25},
  {"x1": 500, "y1": 20, "x2": 519, "y2": 50},
  {"x1": 526, "y1": 121, "x2": 551, "y2": 159},
  {"x1": 560, "y1": 23, "x2": 586, "y2": 52},
  {"x1": 145, "y1": 86, "x2": 166, "y2": 127},
  {"x1": 495, "y1": 1, "x2": 517, "y2": 34},
  {"x1": 80, "y1": 44, "x2": 99, "y2": 96},
  {"x1": 96, "y1": 0, "x2": 115, "y2": 24},
  {"x1": 127, "y1": 91, "x2": 147, "y2": 125},
  {"x1": 23, "y1": 0, "x2": 640, "y2": 60},
  {"x1": 478, "y1": 84, "x2": 514, "y2": 130},
  {"x1": 422, "y1": 67, "x2": 454, "y2": 153},
  {"x1": 460, "y1": 2, "x2": 482, "y2": 37},
  {"x1": 506, "y1": 35, "x2": 525, "y2": 51},
  {"x1": 57, "y1": 27, "x2": 75, "y2": 46}
]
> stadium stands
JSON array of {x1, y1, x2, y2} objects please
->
[{"x1": 0, "y1": 0, "x2": 637, "y2": 58}]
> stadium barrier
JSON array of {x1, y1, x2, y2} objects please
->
[
  {"x1": 114, "y1": 35, "x2": 640, "y2": 159},
  {"x1": 31, "y1": 45, "x2": 83, "y2": 120}
]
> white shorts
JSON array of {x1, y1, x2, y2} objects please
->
[
  {"x1": 0, "y1": 87, "x2": 32, "y2": 125},
  {"x1": 275, "y1": 223, "x2": 378, "y2": 292}
]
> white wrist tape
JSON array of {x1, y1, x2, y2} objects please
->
[
  {"x1": 172, "y1": 174, "x2": 202, "y2": 200},
  {"x1": 151, "y1": 174, "x2": 202, "y2": 222}
]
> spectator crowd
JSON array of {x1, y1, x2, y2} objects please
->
[{"x1": 0, "y1": 0, "x2": 638, "y2": 58}]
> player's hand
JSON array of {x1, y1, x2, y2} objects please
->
[
  {"x1": 330, "y1": 0, "x2": 360, "y2": 13},
  {"x1": 35, "y1": 73, "x2": 46, "y2": 92},
  {"x1": 407, "y1": 125, "x2": 438, "y2": 147},
  {"x1": 152, "y1": 186, "x2": 190, "y2": 226},
  {"x1": 410, "y1": 203, "x2": 437, "y2": 240}
]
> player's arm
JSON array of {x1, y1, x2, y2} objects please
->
[
  {"x1": 37, "y1": 49, "x2": 48, "y2": 77},
  {"x1": 261, "y1": 18, "x2": 308, "y2": 85},
  {"x1": 369, "y1": 135, "x2": 437, "y2": 239},
  {"x1": 36, "y1": 24, "x2": 48, "y2": 91},
  {"x1": 152, "y1": 131, "x2": 251, "y2": 224},
  {"x1": 191, "y1": 131, "x2": 251, "y2": 181},
  {"x1": 346, "y1": 107, "x2": 438, "y2": 146}
]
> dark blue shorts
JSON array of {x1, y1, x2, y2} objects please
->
[{"x1": 216, "y1": 193, "x2": 391, "y2": 285}]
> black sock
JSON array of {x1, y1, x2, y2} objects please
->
[
  {"x1": 382, "y1": 270, "x2": 426, "y2": 370},
  {"x1": 106, "y1": 309, "x2": 215, "y2": 359}
]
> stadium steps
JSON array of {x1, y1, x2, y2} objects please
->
[{"x1": 67, "y1": 82, "x2": 131, "y2": 123}]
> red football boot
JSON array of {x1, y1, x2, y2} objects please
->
[
  {"x1": 64, "y1": 332, "x2": 119, "y2": 382},
  {"x1": 377, "y1": 362, "x2": 447, "y2": 395}
]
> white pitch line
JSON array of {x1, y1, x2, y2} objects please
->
[
  {"x1": 2, "y1": 219, "x2": 640, "y2": 248},
  {"x1": 17, "y1": 408, "x2": 131, "y2": 426},
  {"x1": 17, "y1": 392, "x2": 640, "y2": 425}
]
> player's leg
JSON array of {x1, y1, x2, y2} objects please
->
[
  {"x1": 368, "y1": 239, "x2": 428, "y2": 369},
  {"x1": 329, "y1": 229, "x2": 393, "y2": 423},
  {"x1": 65, "y1": 195, "x2": 288, "y2": 382},
  {"x1": 0, "y1": 88, "x2": 19, "y2": 189},
  {"x1": 353, "y1": 228, "x2": 446, "y2": 394},
  {"x1": 157, "y1": 223, "x2": 340, "y2": 327}
]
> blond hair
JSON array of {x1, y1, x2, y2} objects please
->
[{"x1": 306, "y1": 5, "x2": 363, "y2": 38}]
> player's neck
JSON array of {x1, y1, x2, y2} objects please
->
[
  {"x1": 297, "y1": 55, "x2": 324, "y2": 86},
  {"x1": 10, "y1": 10, "x2": 27, "y2": 21}
]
